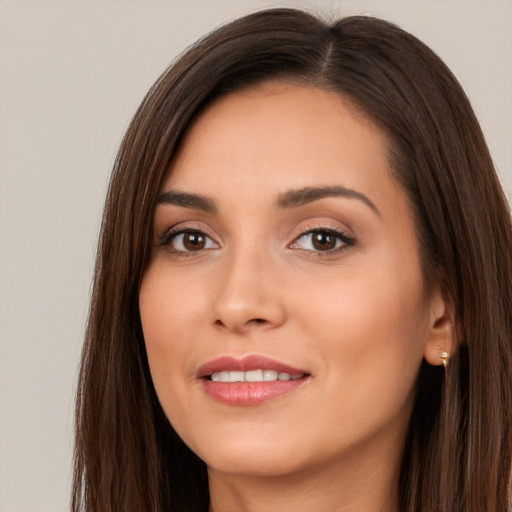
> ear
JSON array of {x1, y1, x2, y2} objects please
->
[{"x1": 423, "y1": 290, "x2": 456, "y2": 367}]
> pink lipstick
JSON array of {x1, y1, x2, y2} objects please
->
[{"x1": 197, "y1": 355, "x2": 310, "y2": 405}]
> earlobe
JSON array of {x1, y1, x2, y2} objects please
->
[{"x1": 423, "y1": 292, "x2": 456, "y2": 367}]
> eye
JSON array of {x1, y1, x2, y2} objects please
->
[
  {"x1": 164, "y1": 229, "x2": 218, "y2": 252},
  {"x1": 291, "y1": 228, "x2": 354, "y2": 253}
]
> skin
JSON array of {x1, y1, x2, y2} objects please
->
[{"x1": 139, "y1": 82, "x2": 454, "y2": 512}]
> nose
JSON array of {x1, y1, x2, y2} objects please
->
[{"x1": 210, "y1": 246, "x2": 286, "y2": 334}]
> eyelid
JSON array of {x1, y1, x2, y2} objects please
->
[
  {"x1": 157, "y1": 222, "x2": 220, "y2": 250},
  {"x1": 155, "y1": 220, "x2": 355, "y2": 256},
  {"x1": 289, "y1": 223, "x2": 355, "y2": 254}
]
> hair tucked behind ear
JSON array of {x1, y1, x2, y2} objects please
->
[{"x1": 73, "y1": 8, "x2": 512, "y2": 512}]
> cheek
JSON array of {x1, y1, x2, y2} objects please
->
[
  {"x1": 300, "y1": 257, "x2": 426, "y2": 341},
  {"x1": 139, "y1": 261, "x2": 208, "y2": 345},
  {"x1": 138, "y1": 266, "x2": 204, "y2": 404},
  {"x1": 297, "y1": 263, "x2": 428, "y2": 411}
]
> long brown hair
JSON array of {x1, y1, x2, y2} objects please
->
[{"x1": 73, "y1": 8, "x2": 512, "y2": 512}]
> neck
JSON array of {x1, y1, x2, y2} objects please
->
[{"x1": 207, "y1": 437, "x2": 402, "y2": 512}]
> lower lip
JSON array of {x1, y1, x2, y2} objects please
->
[{"x1": 202, "y1": 378, "x2": 308, "y2": 405}]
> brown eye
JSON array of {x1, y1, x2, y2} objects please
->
[
  {"x1": 168, "y1": 230, "x2": 218, "y2": 252},
  {"x1": 183, "y1": 232, "x2": 206, "y2": 250},
  {"x1": 311, "y1": 231, "x2": 337, "y2": 251},
  {"x1": 291, "y1": 228, "x2": 354, "y2": 253}
]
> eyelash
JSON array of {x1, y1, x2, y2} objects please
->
[
  {"x1": 158, "y1": 225, "x2": 355, "y2": 257},
  {"x1": 290, "y1": 226, "x2": 355, "y2": 255},
  {"x1": 158, "y1": 227, "x2": 218, "y2": 257}
]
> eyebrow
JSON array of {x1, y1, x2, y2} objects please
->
[
  {"x1": 276, "y1": 186, "x2": 380, "y2": 215},
  {"x1": 157, "y1": 190, "x2": 217, "y2": 213},
  {"x1": 157, "y1": 185, "x2": 380, "y2": 216}
]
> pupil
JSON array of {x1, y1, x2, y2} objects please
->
[
  {"x1": 184, "y1": 232, "x2": 205, "y2": 250},
  {"x1": 312, "y1": 232, "x2": 335, "y2": 251}
]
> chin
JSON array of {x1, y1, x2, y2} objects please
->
[
  {"x1": 205, "y1": 451, "x2": 303, "y2": 478},
  {"x1": 190, "y1": 433, "x2": 305, "y2": 477}
]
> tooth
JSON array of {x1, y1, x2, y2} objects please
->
[
  {"x1": 210, "y1": 369, "x2": 303, "y2": 383},
  {"x1": 245, "y1": 369, "x2": 264, "y2": 382},
  {"x1": 263, "y1": 370, "x2": 278, "y2": 381},
  {"x1": 229, "y1": 371, "x2": 245, "y2": 382},
  {"x1": 212, "y1": 371, "x2": 229, "y2": 382}
]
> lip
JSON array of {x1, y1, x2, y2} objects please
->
[
  {"x1": 197, "y1": 355, "x2": 311, "y2": 406},
  {"x1": 196, "y1": 355, "x2": 308, "y2": 378}
]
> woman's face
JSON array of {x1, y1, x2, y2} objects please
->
[{"x1": 139, "y1": 82, "x2": 449, "y2": 478}]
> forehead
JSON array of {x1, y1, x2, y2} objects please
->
[{"x1": 163, "y1": 82, "x2": 396, "y2": 208}]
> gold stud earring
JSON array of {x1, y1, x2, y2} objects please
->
[{"x1": 439, "y1": 351, "x2": 449, "y2": 368}]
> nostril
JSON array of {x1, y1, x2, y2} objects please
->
[{"x1": 213, "y1": 317, "x2": 267, "y2": 330}]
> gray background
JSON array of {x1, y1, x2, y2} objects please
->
[{"x1": 1, "y1": 1, "x2": 511, "y2": 511}]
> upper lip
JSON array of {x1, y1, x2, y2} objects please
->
[{"x1": 196, "y1": 355, "x2": 309, "y2": 378}]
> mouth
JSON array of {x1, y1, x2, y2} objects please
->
[
  {"x1": 197, "y1": 355, "x2": 311, "y2": 405},
  {"x1": 208, "y1": 369, "x2": 305, "y2": 382}
]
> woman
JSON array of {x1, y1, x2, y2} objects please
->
[{"x1": 73, "y1": 8, "x2": 512, "y2": 512}]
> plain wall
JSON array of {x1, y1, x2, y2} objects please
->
[{"x1": 0, "y1": 1, "x2": 510, "y2": 511}]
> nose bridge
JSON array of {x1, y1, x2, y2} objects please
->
[{"x1": 211, "y1": 237, "x2": 285, "y2": 332}]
